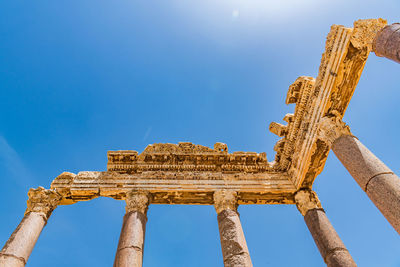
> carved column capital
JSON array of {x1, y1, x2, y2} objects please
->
[
  {"x1": 318, "y1": 115, "x2": 352, "y2": 147},
  {"x1": 213, "y1": 190, "x2": 238, "y2": 214},
  {"x1": 125, "y1": 191, "x2": 150, "y2": 214},
  {"x1": 25, "y1": 187, "x2": 62, "y2": 219},
  {"x1": 294, "y1": 189, "x2": 322, "y2": 216}
]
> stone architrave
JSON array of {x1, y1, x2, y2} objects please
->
[
  {"x1": 373, "y1": 23, "x2": 400, "y2": 63},
  {"x1": 0, "y1": 187, "x2": 61, "y2": 267},
  {"x1": 114, "y1": 191, "x2": 150, "y2": 267},
  {"x1": 214, "y1": 190, "x2": 253, "y2": 267},
  {"x1": 318, "y1": 115, "x2": 400, "y2": 234},
  {"x1": 295, "y1": 190, "x2": 356, "y2": 267}
]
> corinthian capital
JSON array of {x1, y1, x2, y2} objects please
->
[
  {"x1": 318, "y1": 115, "x2": 352, "y2": 147},
  {"x1": 125, "y1": 190, "x2": 150, "y2": 214},
  {"x1": 294, "y1": 189, "x2": 322, "y2": 216},
  {"x1": 25, "y1": 187, "x2": 62, "y2": 219},
  {"x1": 213, "y1": 190, "x2": 238, "y2": 214}
]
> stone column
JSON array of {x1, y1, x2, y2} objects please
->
[
  {"x1": 295, "y1": 189, "x2": 356, "y2": 267},
  {"x1": 114, "y1": 191, "x2": 150, "y2": 267},
  {"x1": 214, "y1": 190, "x2": 252, "y2": 267},
  {"x1": 319, "y1": 115, "x2": 400, "y2": 234},
  {"x1": 0, "y1": 187, "x2": 61, "y2": 267},
  {"x1": 373, "y1": 23, "x2": 400, "y2": 63}
]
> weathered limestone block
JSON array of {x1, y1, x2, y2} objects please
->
[
  {"x1": 270, "y1": 19, "x2": 387, "y2": 189},
  {"x1": 0, "y1": 187, "x2": 61, "y2": 267},
  {"x1": 295, "y1": 190, "x2": 356, "y2": 267},
  {"x1": 114, "y1": 191, "x2": 150, "y2": 267},
  {"x1": 373, "y1": 23, "x2": 400, "y2": 63},
  {"x1": 214, "y1": 190, "x2": 252, "y2": 267}
]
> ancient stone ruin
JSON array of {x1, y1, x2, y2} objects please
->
[{"x1": 1, "y1": 18, "x2": 400, "y2": 267}]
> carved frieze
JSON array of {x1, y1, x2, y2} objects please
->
[
  {"x1": 270, "y1": 19, "x2": 387, "y2": 188},
  {"x1": 108, "y1": 142, "x2": 270, "y2": 173}
]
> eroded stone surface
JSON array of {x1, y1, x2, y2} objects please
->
[
  {"x1": 125, "y1": 191, "x2": 150, "y2": 214},
  {"x1": 0, "y1": 188, "x2": 61, "y2": 267},
  {"x1": 304, "y1": 209, "x2": 356, "y2": 267},
  {"x1": 25, "y1": 187, "x2": 61, "y2": 218},
  {"x1": 318, "y1": 115, "x2": 352, "y2": 147},
  {"x1": 114, "y1": 211, "x2": 147, "y2": 267},
  {"x1": 294, "y1": 189, "x2": 322, "y2": 216},
  {"x1": 217, "y1": 210, "x2": 253, "y2": 267},
  {"x1": 373, "y1": 23, "x2": 400, "y2": 63},
  {"x1": 270, "y1": 18, "x2": 387, "y2": 189},
  {"x1": 214, "y1": 190, "x2": 238, "y2": 214}
]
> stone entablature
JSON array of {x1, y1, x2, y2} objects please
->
[
  {"x1": 50, "y1": 169, "x2": 296, "y2": 206},
  {"x1": 269, "y1": 18, "x2": 387, "y2": 189},
  {"x1": 107, "y1": 142, "x2": 270, "y2": 173}
]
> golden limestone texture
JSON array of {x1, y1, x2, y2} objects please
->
[
  {"x1": 51, "y1": 142, "x2": 295, "y2": 205},
  {"x1": 269, "y1": 18, "x2": 386, "y2": 189},
  {"x1": 46, "y1": 18, "x2": 386, "y2": 207}
]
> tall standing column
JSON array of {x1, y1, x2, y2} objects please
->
[
  {"x1": 214, "y1": 190, "x2": 252, "y2": 267},
  {"x1": 295, "y1": 189, "x2": 356, "y2": 267},
  {"x1": 114, "y1": 191, "x2": 150, "y2": 267},
  {"x1": 318, "y1": 115, "x2": 400, "y2": 234},
  {"x1": 0, "y1": 187, "x2": 61, "y2": 267},
  {"x1": 373, "y1": 23, "x2": 400, "y2": 63}
]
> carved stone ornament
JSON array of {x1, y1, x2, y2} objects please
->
[
  {"x1": 317, "y1": 114, "x2": 352, "y2": 147},
  {"x1": 351, "y1": 18, "x2": 387, "y2": 51},
  {"x1": 214, "y1": 190, "x2": 238, "y2": 214},
  {"x1": 294, "y1": 189, "x2": 322, "y2": 216},
  {"x1": 107, "y1": 142, "x2": 269, "y2": 173},
  {"x1": 25, "y1": 187, "x2": 62, "y2": 218},
  {"x1": 125, "y1": 191, "x2": 150, "y2": 214}
]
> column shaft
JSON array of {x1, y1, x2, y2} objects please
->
[
  {"x1": 373, "y1": 23, "x2": 400, "y2": 63},
  {"x1": 0, "y1": 212, "x2": 46, "y2": 267},
  {"x1": 114, "y1": 211, "x2": 147, "y2": 267},
  {"x1": 304, "y1": 209, "x2": 356, "y2": 267},
  {"x1": 114, "y1": 191, "x2": 149, "y2": 267},
  {"x1": 214, "y1": 190, "x2": 252, "y2": 267},
  {"x1": 217, "y1": 210, "x2": 252, "y2": 267},
  {"x1": 0, "y1": 187, "x2": 60, "y2": 267},
  {"x1": 332, "y1": 135, "x2": 400, "y2": 234},
  {"x1": 295, "y1": 190, "x2": 356, "y2": 267}
]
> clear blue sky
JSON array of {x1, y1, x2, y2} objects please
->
[{"x1": 1, "y1": 1, "x2": 399, "y2": 266}]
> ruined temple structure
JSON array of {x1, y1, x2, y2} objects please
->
[{"x1": 1, "y1": 18, "x2": 400, "y2": 267}]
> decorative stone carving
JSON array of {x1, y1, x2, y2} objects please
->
[
  {"x1": 351, "y1": 18, "x2": 387, "y2": 51},
  {"x1": 214, "y1": 190, "x2": 238, "y2": 214},
  {"x1": 317, "y1": 114, "x2": 352, "y2": 147},
  {"x1": 270, "y1": 18, "x2": 386, "y2": 189},
  {"x1": 25, "y1": 187, "x2": 62, "y2": 219},
  {"x1": 294, "y1": 189, "x2": 322, "y2": 216},
  {"x1": 107, "y1": 142, "x2": 269, "y2": 173},
  {"x1": 125, "y1": 191, "x2": 150, "y2": 214}
]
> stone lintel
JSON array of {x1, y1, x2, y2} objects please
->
[{"x1": 51, "y1": 171, "x2": 297, "y2": 205}]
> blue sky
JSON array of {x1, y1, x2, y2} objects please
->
[{"x1": 1, "y1": 1, "x2": 399, "y2": 266}]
